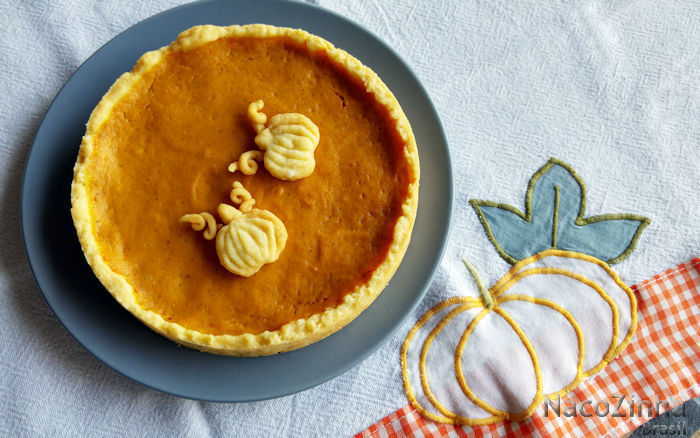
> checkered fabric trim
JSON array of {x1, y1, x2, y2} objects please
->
[{"x1": 356, "y1": 258, "x2": 700, "y2": 438}]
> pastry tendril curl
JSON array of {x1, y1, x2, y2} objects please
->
[
  {"x1": 247, "y1": 99, "x2": 267, "y2": 134},
  {"x1": 228, "y1": 150, "x2": 263, "y2": 175},
  {"x1": 179, "y1": 212, "x2": 221, "y2": 240},
  {"x1": 230, "y1": 181, "x2": 256, "y2": 213}
]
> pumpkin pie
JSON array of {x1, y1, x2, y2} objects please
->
[{"x1": 71, "y1": 24, "x2": 419, "y2": 356}]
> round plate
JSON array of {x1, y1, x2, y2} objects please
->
[{"x1": 21, "y1": 0, "x2": 452, "y2": 402}]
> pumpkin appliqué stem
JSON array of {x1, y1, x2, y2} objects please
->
[{"x1": 462, "y1": 258, "x2": 493, "y2": 309}]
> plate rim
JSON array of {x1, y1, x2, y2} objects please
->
[{"x1": 20, "y1": 0, "x2": 454, "y2": 402}]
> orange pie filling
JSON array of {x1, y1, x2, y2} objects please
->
[{"x1": 81, "y1": 33, "x2": 415, "y2": 337}]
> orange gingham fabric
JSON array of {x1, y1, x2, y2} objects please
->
[{"x1": 356, "y1": 258, "x2": 700, "y2": 438}]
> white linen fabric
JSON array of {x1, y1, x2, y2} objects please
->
[
  {"x1": 0, "y1": 0, "x2": 698, "y2": 436},
  {"x1": 403, "y1": 254, "x2": 637, "y2": 423}
]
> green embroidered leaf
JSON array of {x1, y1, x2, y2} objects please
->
[{"x1": 470, "y1": 158, "x2": 650, "y2": 265}]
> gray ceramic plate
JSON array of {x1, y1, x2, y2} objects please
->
[{"x1": 21, "y1": 0, "x2": 452, "y2": 402}]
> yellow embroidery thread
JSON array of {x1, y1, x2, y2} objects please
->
[
  {"x1": 496, "y1": 294, "x2": 586, "y2": 399},
  {"x1": 401, "y1": 249, "x2": 637, "y2": 426},
  {"x1": 490, "y1": 249, "x2": 637, "y2": 356},
  {"x1": 453, "y1": 306, "x2": 544, "y2": 421},
  {"x1": 418, "y1": 303, "x2": 485, "y2": 422},
  {"x1": 401, "y1": 297, "x2": 502, "y2": 425},
  {"x1": 492, "y1": 266, "x2": 620, "y2": 376}
]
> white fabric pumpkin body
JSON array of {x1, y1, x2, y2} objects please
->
[{"x1": 402, "y1": 250, "x2": 637, "y2": 425}]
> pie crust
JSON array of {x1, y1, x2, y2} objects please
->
[{"x1": 71, "y1": 24, "x2": 419, "y2": 356}]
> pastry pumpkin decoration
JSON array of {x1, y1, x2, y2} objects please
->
[
  {"x1": 229, "y1": 100, "x2": 320, "y2": 181},
  {"x1": 402, "y1": 158, "x2": 650, "y2": 425},
  {"x1": 183, "y1": 102, "x2": 319, "y2": 276},
  {"x1": 181, "y1": 181, "x2": 287, "y2": 277}
]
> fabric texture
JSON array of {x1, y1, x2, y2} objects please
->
[
  {"x1": 402, "y1": 251, "x2": 638, "y2": 424},
  {"x1": 471, "y1": 159, "x2": 649, "y2": 265},
  {"x1": 0, "y1": 0, "x2": 698, "y2": 437},
  {"x1": 360, "y1": 258, "x2": 700, "y2": 437}
]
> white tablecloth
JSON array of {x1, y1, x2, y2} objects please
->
[{"x1": 1, "y1": 0, "x2": 698, "y2": 436}]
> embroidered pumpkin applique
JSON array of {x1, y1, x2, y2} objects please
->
[{"x1": 401, "y1": 158, "x2": 650, "y2": 425}]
